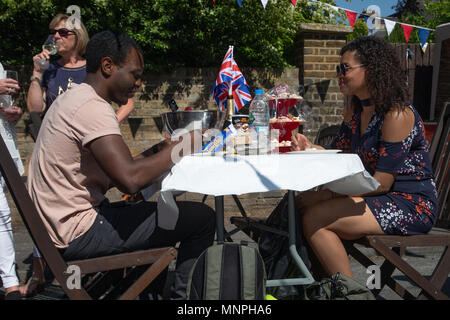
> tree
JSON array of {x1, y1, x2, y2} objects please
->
[
  {"x1": 0, "y1": 0, "x2": 345, "y2": 69},
  {"x1": 392, "y1": 0, "x2": 423, "y2": 17}
]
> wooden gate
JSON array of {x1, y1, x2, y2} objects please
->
[{"x1": 393, "y1": 43, "x2": 435, "y2": 121}]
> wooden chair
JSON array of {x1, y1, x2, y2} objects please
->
[
  {"x1": 314, "y1": 124, "x2": 341, "y2": 148},
  {"x1": 0, "y1": 136, "x2": 177, "y2": 300},
  {"x1": 343, "y1": 102, "x2": 450, "y2": 300}
]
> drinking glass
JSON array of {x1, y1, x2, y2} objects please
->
[
  {"x1": 1, "y1": 70, "x2": 19, "y2": 110},
  {"x1": 36, "y1": 35, "x2": 58, "y2": 71}
]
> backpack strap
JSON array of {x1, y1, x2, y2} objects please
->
[
  {"x1": 205, "y1": 244, "x2": 223, "y2": 300},
  {"x1": 240, "y1": 245, "x2": 257, "y2": 300}
]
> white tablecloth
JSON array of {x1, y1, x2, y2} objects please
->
[
  {"x1": 144, "y1": 153, "x2": 380, "y2": 230},
  {"x1": 161, "y1": 153, "x2": 379, "y2": 196}
]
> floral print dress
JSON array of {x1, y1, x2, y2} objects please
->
[{"x1": 331, "y1": 105, "x2": 438, "y2": 235}]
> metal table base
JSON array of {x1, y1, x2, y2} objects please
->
[{"x1": 214, "y1": 190, "x2": 315, "y2": 287}]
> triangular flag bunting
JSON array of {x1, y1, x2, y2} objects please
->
[
  {"x1": 345, "y1": 10, "x2": 358, "y2": 28},
  {"x1": 401, "y1": 24, "x2": 413, "y2": 43},
  {"x1": 384, "y1": 19, "x2": 396, "y2": 36},
  {"x1": 418, "y1": 28, "x2": 430, "y2": 52},
  {"x1": 325, "y1": 4, "x2": 339, "y2": 19},
  {"x1": 363, "y1": 15, "x2": 373, "y2": 34},
  {"x1": 237, "y1": 0, "x2": 242, "y2": 6},
  {"x1": 291, "y1": 0, "x2": 297, "y2": 6},
  {"x1": 261, "y1": 0, "x2": 268, "y2": 9}
]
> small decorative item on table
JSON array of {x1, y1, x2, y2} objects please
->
[{"x1": 264, "y1": 84, "x2": 305, "y2": 153}]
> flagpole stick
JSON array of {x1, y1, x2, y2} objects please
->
[{"x1": 229, "y1": 45, "x2": 233, "y2": 96}]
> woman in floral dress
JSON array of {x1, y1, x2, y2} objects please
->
[{"x1": 291, "y1": 36, "x2": 438, "y2": 279}]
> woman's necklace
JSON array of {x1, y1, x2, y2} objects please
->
[{"x1": 360, "y1": 98, "x2": 372, "y2": 107}]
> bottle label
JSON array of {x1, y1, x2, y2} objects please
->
[{"x1": 248, "y1": 112, "x2": 255, "y2": 125}]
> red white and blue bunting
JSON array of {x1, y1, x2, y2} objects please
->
[
  {"x1": 309, "y1": 1, "x2": 434, "y2": 52},
  {"x1": 211, "y1": 1, "x2": 434, "y2": 52}
]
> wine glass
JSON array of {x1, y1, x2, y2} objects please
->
[
  {"x1": 36, "y1": 35, "x2": 58, "y2": 71},
  {"x1": 0, "y1": 70, "x2": 19, "y2": 110}
]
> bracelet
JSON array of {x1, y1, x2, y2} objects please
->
[
  {"x1": 151, "y1": 144, "x2": 159, "y2": 154},
  {"x1": 30, "y1": 76, "x2": 42, "y2": 86}
]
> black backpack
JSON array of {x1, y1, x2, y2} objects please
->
[{"x1": 186, "y1": 241, "x2": 266, "y2": 300}]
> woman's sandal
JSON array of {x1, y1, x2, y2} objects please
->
[{"x1": 20, "y1": 276, "x2": 46, "y2": 298}]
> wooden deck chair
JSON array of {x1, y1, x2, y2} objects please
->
[
  {"x1": 0, "y1": 136, "x2": 177, "y2": 300},
  {"x1": 343, "y1": 102, "x2": 450, "y2": 300}
]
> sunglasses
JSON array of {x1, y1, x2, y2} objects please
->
[
  {"x1": 49, "y1": 28, "x2": 76, "y2": 38},
  {"x1": 336, "y1": 63, "x2": 366, "y2": 76}
]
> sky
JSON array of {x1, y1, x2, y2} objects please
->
[{"x1": 334, "y1": 0, "x2": 400, "y2": 17}]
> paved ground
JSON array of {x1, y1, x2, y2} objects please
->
[{"x1": 2, "y1": 189, "x2": 449, "y2": 300}]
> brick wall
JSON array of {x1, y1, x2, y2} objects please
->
[{"x1": 298, "y1": 23, "x2": 353, "y2": 138}]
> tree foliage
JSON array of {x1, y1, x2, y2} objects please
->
[{"x1": 0, "y1": 0, "x2": 344, "y2": 70}]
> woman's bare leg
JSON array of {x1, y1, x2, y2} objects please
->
[{"x1": 302, "y1": 196, "x2": 384, "y2": 279}]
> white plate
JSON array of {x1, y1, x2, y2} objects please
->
[
  {"x1": 287, "y1": 149, "x2": 341, "y2": 154},
  {"x1": 191, "y1": 151, "x2": 225, "y2": 156}
]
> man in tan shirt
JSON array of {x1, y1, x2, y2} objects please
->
[{"x1": 27, "y1": 30, "x2": 215, "y2": 300}]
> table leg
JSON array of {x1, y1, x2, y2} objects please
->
[
  {"x1": 215, "y1": 196, "x2": 224, "y2": 242},
  {"x1": 266, "y1": 190, "x2": 315, "y2": 287}
]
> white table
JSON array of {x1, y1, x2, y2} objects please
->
[{"x1": 159, "y1": 152, "x2": 380, "y2": 287}]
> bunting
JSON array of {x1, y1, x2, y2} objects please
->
[
  {"x1": 309, "y1": 1, "x2": 434, "y2": 50},
  {"x1": 344, "y1": 9, "x2": 358, "y2": 28},
  {"x1": 418, "y1": 28, "x2": 431, "y2": 52},
  {"x1": 401, "y1": 24, "x2": 414, "y2": 43},
  {"x1": 212, "y1": 1, "x2": 434, "y2": 50},
  {"x1": 363, "y1": 15, "x2": 373, "y2": 35},
  {"x1": 384, "y1": 19, "x2": 396, "y2": 36}
]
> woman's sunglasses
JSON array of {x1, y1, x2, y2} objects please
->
[
  {"x1": 49, "y1": 28, "x2": 76, "y2": 38},
  {"x1": 336, "y1": 63, "x2": 366, "y2": 76}
]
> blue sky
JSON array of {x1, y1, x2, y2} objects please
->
[{"x1": 334, "y1": 0, "x2": 399, "y2": 17}]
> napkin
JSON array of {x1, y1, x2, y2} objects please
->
[{"x1": 139, "y1": 173, "x2": 179, "y2": 230}]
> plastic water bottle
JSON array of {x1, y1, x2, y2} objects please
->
[{"x1": 249, "y1": 89, "x2": 270, "y2": 152}]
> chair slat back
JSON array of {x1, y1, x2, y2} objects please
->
[
  {"x1": 430, "y1": 102, "x2": 450, "y2": 165},
  {"x1": 314, "y1": 125, "x2": 341, "y2": 148},
  {"x1": 0, "y1": 136, "x2": 89, "y2": 299},
  {"x1": 428, "y1": 102, "x2": 450, "y2": 225}
]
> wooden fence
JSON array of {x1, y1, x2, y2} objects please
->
[{"x1": 394, "y1": 43, "x2": 435, "y2": 121}]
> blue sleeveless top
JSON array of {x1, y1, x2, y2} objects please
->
[{"x1": 331, "y1": 105, "x2": 438, "y2": 235}]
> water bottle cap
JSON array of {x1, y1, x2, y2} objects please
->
[{"x1": 255, "y1": 89, "x2": 264, "y2": 95}]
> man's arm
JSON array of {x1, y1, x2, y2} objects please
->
[{"x1": 88, "y1": 131, "x2": 200, "y2": 194}]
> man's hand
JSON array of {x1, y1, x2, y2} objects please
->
[{"x1": 170, "y1": 129, "x2": 203, "y2": 163}]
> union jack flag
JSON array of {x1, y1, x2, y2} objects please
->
[{"x1": 213, "y1": 46, "x2": 252, "y2": 113}]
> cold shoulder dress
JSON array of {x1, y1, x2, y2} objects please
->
[{"x1": 331, "y1": 105, "x2": 438, "y2": 235}]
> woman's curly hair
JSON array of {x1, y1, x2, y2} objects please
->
[{"x1": 341, "y1": 36, "x2": 410, "y2": 115}]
